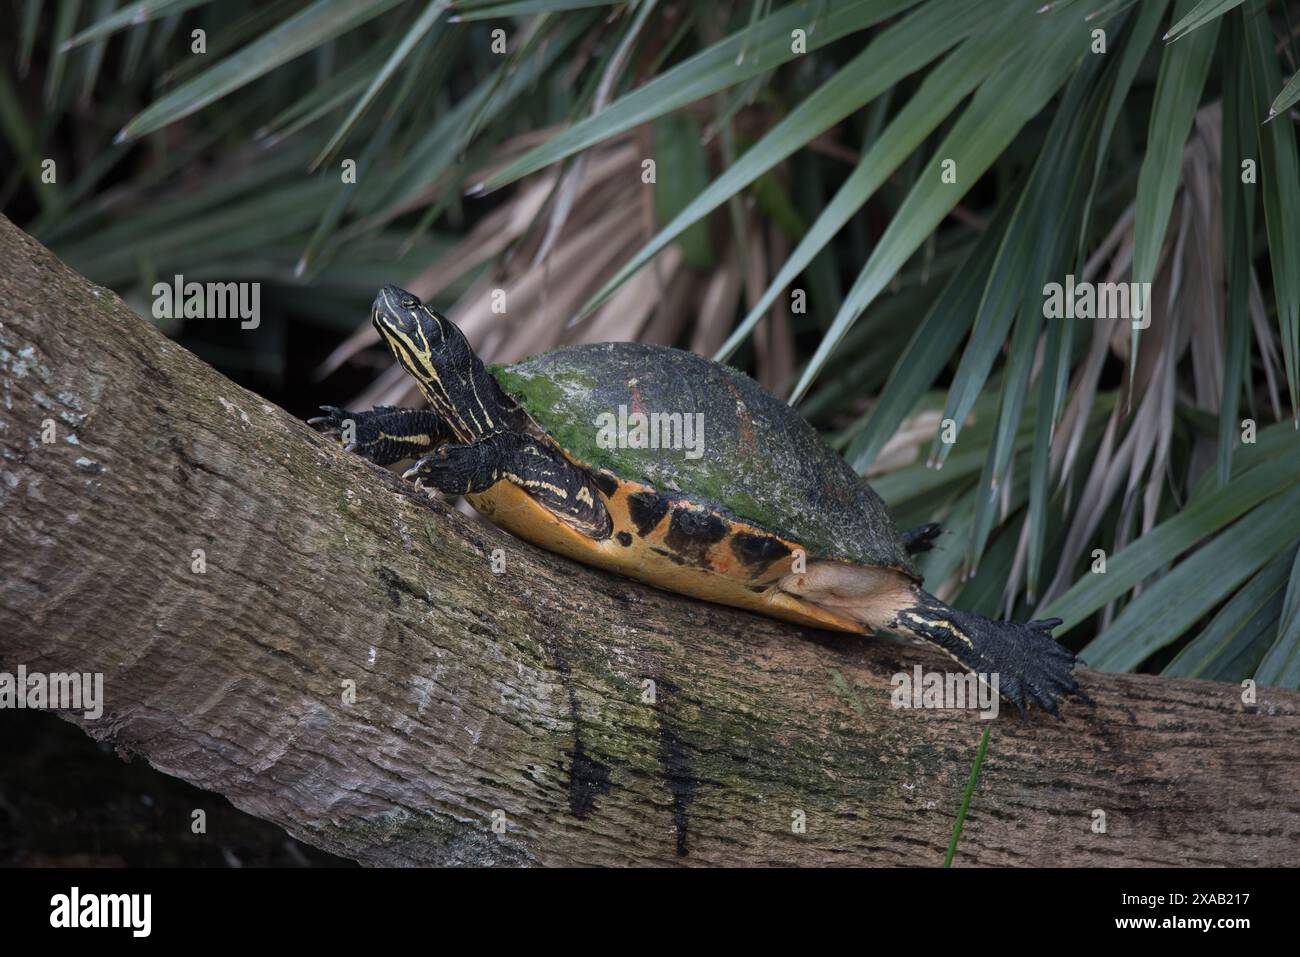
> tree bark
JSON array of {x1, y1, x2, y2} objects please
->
[{"x1": 1, "y1": 214, "x2": 1296, "y2": 867}]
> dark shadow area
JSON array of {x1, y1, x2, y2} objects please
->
[{"x1": 0, "y1": 710, "x2": 354, "y2": 867}]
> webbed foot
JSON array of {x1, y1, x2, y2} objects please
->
[{"x1": 895, "y1": 591, "x2": 1081, "y2": 718}]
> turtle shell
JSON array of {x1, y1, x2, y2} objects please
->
[{"x1": 490, "y1": 341, "x2": 916, "y2": 577}]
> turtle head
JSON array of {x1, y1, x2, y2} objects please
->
[
  {"x1": 371, "y1": 283, "x2": 471, "y2": 394},
  {"x1": 372, "y1": 284, "x2": 452, "y2": 361},
  {"x1": 371, "y1": 285, "x2": 520, "y2": 440}
]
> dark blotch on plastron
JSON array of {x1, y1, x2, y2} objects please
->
[
  {"x1": 729, "y1": 531, "x2": 791, "y2": 574},
  {"x1": 627, "y1": 491, "x2": 670, "y2": 537},
  {"x1": 664, "y1": 508, "x2": 728, "y2": 565},
  {"x1": 591, "y1": 470, "x2": 619, "y2": 498},
  {"x1": 616, "y1": 531, "x2": 633, "y2": 546}
]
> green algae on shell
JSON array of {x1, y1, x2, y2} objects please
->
[{"x1": 490, "y1": 342, "x2": 916, "y2": 576}]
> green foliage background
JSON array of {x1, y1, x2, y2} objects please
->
[{"x1": 4, "y1": 0, "x2": 1300, "y2": 688}]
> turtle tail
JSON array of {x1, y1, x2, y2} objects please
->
[{"x1": 891, "y1": 590, "x2": 1081, "y2": 718}]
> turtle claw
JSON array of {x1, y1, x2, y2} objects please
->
[
  {"x1": 403, "y1": 443, "x2": 489, "y2": 495},
  {"x1": 308, "y1": 405, "x2": 358, "y2": 451},
  {"x1": 989, "y1": 622, "x2": 1080, "y2": 720},
  {"x1": 403, "y1": 446, "x2": 469, "y2": 492},
  {"x1": 307, "y1": 404, "x2": 350, "y2": 428},
  {"x1": 401, "y1": 451, "x2": 440, "y2": 484}
]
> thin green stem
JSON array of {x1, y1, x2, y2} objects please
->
[{"x1": 943, "y1": 722, "x2": 992, "y2": 867}]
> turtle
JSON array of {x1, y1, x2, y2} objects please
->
[{"x1": 311, "y1": 285, "x2": 1080, "y2": 716}]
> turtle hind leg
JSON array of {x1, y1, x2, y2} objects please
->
[
  {"x1": 777, "y1": 564, "x2": 1079, "y2": 717},
  {"x1": 310, "y1": 406, "x2": 450, "y2": 465},
  {"x1": 892, "y1": 591, "x2": 1079, "y2": 718},
  {"x1": 902, "y1": 522, "x2": 943, "y2": 554},
  {"x1": 777, "y1": 562, "x2": 920, "y2": 632},
  {"x1": 405, "y1": 431, "x2": 612, "y2": 538}
]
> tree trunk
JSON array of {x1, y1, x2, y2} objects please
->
[{"x1": 1, "y1": 214, "x2": 1296, "y2": 867}]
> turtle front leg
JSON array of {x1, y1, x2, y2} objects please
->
[
  {"x1": 404, "y1": 431, "x2": 612, "y2": 538},
  {"x1": 309, "y1": 405, "x2": 450, "y2": 465}
]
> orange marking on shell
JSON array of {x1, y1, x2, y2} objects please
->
[{"x1": 468, "y1": 470, "x2": 860, "y2": 633}]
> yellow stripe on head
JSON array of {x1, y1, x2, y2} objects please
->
[{"x1": 371, "y1": 284, "x2": 513, "y2": 444}]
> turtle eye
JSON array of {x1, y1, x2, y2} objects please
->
[{"x1": 401, "y1": 296, "x2": 418, "y2": 309}]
